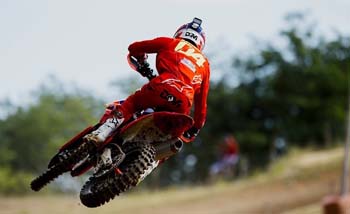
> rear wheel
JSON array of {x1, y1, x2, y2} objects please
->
[{"x1": 80, "y1": 142, "x2": 156, "y2": 208}]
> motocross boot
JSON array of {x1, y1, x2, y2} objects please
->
[{"x1": 84, "y1": 115, "x2": 124, "y2": 147}]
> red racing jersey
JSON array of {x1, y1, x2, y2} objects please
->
[{"x1": 128, "y1": 37, "x2": 210, "y2": 129}]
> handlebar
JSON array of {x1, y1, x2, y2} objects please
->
[{"x1": 127, "y1": 55, "x2": 156, "y2": 81}]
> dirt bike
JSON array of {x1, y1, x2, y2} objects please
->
[{"x1": 30, "y1": 56, "x2": 194, "y2": 208}]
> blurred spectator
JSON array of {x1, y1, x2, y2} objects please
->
[
  {"x1": 270, "y1": 137, "x2": 287, "y2": 160},
  {"x1": 209, "y1": 135, "x2": 240, "y2": 179}
]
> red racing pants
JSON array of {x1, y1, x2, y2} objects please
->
[{"x1": 114, "y1": 73, "x2": 193, "y2": 122}]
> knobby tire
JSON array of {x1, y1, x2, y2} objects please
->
[{"x1": 80, "y1": 142, "x2": 156, "y2": 208}]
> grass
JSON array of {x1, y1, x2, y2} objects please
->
[{"x1": 0, "y1": 146, "x2": 347, "y2": 214}]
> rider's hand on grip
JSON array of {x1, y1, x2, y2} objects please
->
[
  {"x1": 136, "y1": 53, "x2": 148, "y2": 65},
  {"x1": 180, "y1": 127, "x2": 200, "y2": 143},
  {"x1": 127, "y1": 53, "x2": 155, "y2": 80},
  {"x1": 138, "y1": 61, "x2": 150, "y2": 75},
  {"x1": 139, "y1": 62, "x2": 154, "y2": 78}
]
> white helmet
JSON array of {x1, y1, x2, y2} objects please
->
[{"x1": 174, "y1": 17, "x2": 206, "y2": 51}]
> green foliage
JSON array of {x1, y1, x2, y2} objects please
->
[
  {"x1": 0, "y1": 80, "x2": 104, "y2": 194},
  {"x1": 110, "y1": 75, "x2": 147, "y2": 96},
  {"x1": 204, "y1": 13, "x2": 349, "y2": 173},
  {"x1": 0, "y1": 81, "x2": 104, "y2": 173},
  {"x1": 0, "y1": 167, "x2": 33, "y2": 195}
]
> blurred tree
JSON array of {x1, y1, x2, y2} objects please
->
[
  {"x1": 109, "y1": 75, "x2": 147, "y2": 97},
  {"x1": 233, "y1": 14, "x2": 349, "y2": 146},
  {"x1": 0, "y1": 79, "x2": 104, "y2": 173},
  {"x1": 203, "y1": 13, "x2": 349, "y2": 171}
]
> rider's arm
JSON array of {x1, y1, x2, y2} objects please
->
[
  {"x1": 128, "y1": 37, "x2": 172, "y2": 57},
  {"x1": 181, "y1": 64, "x2": 210, "y2": 143},
  {"x1": 193, "y1": 63, "x2": 210, "y2": 129}
]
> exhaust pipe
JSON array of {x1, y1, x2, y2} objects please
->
[{"x1": 153, "y1": 138, "x2": 183, "y2": 160}]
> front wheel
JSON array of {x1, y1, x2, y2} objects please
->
[
  {"x1": 80, "y1": 142, "x2": 156, "y2": 208},
  {"x1": 30, "y1": 142, "x2": 95, "y2": 191}
]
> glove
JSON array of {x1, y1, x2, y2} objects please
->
[
  {"x1": 180, "y1": 127, "x2": 200, "y2": 143},
  {"x1": 135, "y1": 53, "x2": 148, "y2": 65},
  {"x1": 138, "y1": 61, "x2": 152, "y2": 76},
  {"x1": 127, "y1": 53, "x2": 148, "y2": 71}
]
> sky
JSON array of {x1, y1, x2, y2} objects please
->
[{"x1": 1, "y1": 0, "x2": 350, "y2": 105}]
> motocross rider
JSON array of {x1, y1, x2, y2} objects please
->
[{"x1": 84, "y1": 17, "x2": 210, "y2": 153}]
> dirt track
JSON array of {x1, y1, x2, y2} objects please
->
[
  {"x1": 1, "y1": 148, "x2": 344, "y2": 214},
  {"x1": 0, "y1": 172, "x2": 338, "y2": 214}
]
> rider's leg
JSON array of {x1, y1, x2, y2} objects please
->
[
  {"x1": 84, "y1": 115, "x2": 124, "y2": 147},
  {"x1": 85, "y1": 75, "x2": 190, "y2": 147},
  {"x1": 118, "y1": 75, "x2": 191, "y2": 118}
]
